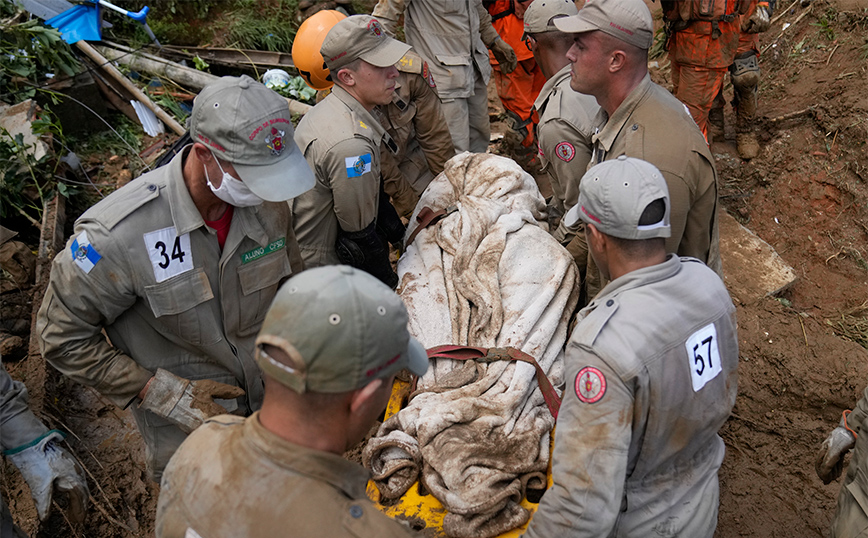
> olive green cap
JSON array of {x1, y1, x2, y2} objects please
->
[
  {"x1": 254, "y1": 265, "x2": 428, "y2": 394},
  {"x1": 321, "y1": 15, "x2": 410, "y2": 71}
]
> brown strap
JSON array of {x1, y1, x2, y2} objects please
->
[
  {"x1": 425, "y1": 345, "x2": 562, "y2": 419},
  {"x1": 404, "y1": 205, "x2": 457, "y2": 248}
]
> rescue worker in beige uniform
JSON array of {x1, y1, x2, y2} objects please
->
[
  {"x1": 524, "y1": 157, "x2": 738, "y2": 537},
  {"x1": 523, "y1": 0, "x2": 600, "y2": 287},
  {"x1": 292, "y1": 15, "x2": 410, "y2": 288},
  {"x1": 556, "y1": 0, "x2": 722, "y2": 297},
  {"x1": 377, "y1": 49, "x2": 456, "y2": 217},
  {"x1": 35, "y1": 76, "x2": 315, "y2": 480},
  {"x1": 817, "y1": 384, "x2": 868, "y2": 537},
  {"x1": 372, "y1": 0, "x2": 517, "y2": 153},
  {"x1": 1, "y1": 359, "x2": 88, "y2": 535},
  {"x1": 155, "y1": 265, "x2": 429, "y2": 538}
]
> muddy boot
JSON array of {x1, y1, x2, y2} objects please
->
[
  {"x1": 708, "y1": 90, "x2": 726, "y2": 144},
  {"x1": 731, "y1": 52, "x2": 761, "y2": 160}
]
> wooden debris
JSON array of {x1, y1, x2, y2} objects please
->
[
  {"x1": 97, "y1": 43, "x2": 313, "y2": 117},
  {"x1": 719, "y1": 210, "x2": 797, "y2": 304},
  {"x1": 156, "y1": 44, "x2": 296, "y2": 71},
  {"x1": 76, "y1": 41, "x2": 186, "y2": 135}
]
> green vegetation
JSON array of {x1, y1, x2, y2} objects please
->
[
  {"x1": 226, "y1": 0, "x2": 300, "y2": 51},
  {"x1": 0, "y1": 19, "x2": 79, "y2": 101},
  {"x1": 812, "y1": 8, "x2": 837, "y2": 42},
  {"x1": 0, "y1": 106, "x2": 75, "y2": 224}
]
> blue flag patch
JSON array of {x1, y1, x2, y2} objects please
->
[
  {"x1": 70, "y1": 231, "x2": 102, "y2": 274},
  {"x1": 345, "y1": 154, "x2": 372, "y2": 178}
]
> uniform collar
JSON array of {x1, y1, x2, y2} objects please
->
[
  {"x1": 592, "y1": 73, "x2": 653, "y2": 154},
  {"x1": 166, "y1": 146, "x2": 208, "y2": 236},
  {"x1": 331, "y1": 85, "x2": 388, "y2": 143},
  {"x1": 534, "y1": 65, "x2": 572, "y2": 111},
  {"x1": 590, "y1": 254, "x2": 681, "y2": 307},
  {"x1": 243, "y1": 412, "x2": 371, "y2": 500}
]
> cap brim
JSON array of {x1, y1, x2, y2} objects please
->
[
  {"x1": 563, "y1": 203, "x2": 583, "y2": 228},
  {"x1": 404, "y1": 337, "x2": 429, "y2": 377},
  {"x1": 552, "y1": 13, "x2": 599, "y2": 34},
  {"x1": 361, "y1": 39, "x2": 411, "y2": 68},
  {"x1": 234, "y1": 145, "x2": 316, "y2": 202}
]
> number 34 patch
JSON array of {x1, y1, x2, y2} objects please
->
[
  {"x1": 144, "y1": 227, "x2": 193, "y2": 283},
  {"x1": 686, "y1": 323, "x2": 722, "y2": 392}
]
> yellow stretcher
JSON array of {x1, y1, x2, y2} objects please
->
[{"x1": 366, "y1": 379, "x2": 554, "y2": 537}]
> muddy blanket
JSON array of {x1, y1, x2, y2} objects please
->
[{"x1": 363, "y1": 153, "x2": 579, "y2": 538}]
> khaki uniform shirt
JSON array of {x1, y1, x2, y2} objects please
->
[
  {"x1": 36, "y1": 148, "x2": 302, "y2": 474},
  {"x1": 525, "y1": 255, "x2": 738, "y2": 537},
  {"x1": 589, "y1": 74, "x2": 722, "y2": 276},
  {"x1": 534, "y1": 65, "x2": 600, "y2": 240},
  {"x1": 373, "y1": 0, "x2": 497, "y2": 100},
  {"x1": 377, "y1": 50, "x2": 455, "y2": 216},
  {"x1": 293, "y1": 86, "x2": 390, "y2": 267},
  {"x1": 156, "y1": 414, "x2": 416, "y2": 538},
  {"x1": 0, "y1": 360, "x2": 48, "y2": 452}
]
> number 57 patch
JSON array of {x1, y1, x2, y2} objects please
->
[
  {"x1": 686, "y1": 323, "x2": 722, "y2": 392},
  {"x1": 144, "y1": 227, "x2": 193, "y2": 283}
]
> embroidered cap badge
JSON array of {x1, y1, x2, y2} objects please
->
[{"x1": 265, "y1": 127, "x2": 285, "y2": 156}]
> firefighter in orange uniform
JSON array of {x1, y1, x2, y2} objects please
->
[
  {"x1": 662, "y1": 0, "x2": 747, "y2": 141},
  {"x1": 485, "y1": 0, "x2": 547, "y2": 166},
  {"x1": 709, "y1": 0, "x2": 774, "y2": 159}
]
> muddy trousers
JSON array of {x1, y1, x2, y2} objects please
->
[
  {"x1": 670, "y1": 61, "x2": 729, "y2": 142},
  {"x1": 440, "y1": 66, "x2": 490, "y2": 154},
  {"x1": 492, "y1": 58, "x2": 546, "y2": 148}
]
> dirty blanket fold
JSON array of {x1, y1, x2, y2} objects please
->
[{"x1": 363, "y1": 153, "x2": 579, "y2": 538}]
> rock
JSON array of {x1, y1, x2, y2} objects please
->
[{"x1": 720, "y1": 211, "x2": 797, "y2": 303}]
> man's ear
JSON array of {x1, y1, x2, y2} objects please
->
[
  {"x1": 349, "y1": 378, "x2": 384, "y2": 414},
  {"x1": 335, "y1": 67, "x2": 355, "y2": 87},
  {"x1": 587, "y1": 223, "x2": 607, "y2": 251},
  {"x1": 609, "y1": 49, "x2": 627, "y2": 73},
  {"x1": 192, "y1": 142, "x2": 213, "y2": 163}
]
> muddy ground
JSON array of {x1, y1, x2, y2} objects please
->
[{"x1": 2, "y1": 0, "x2": 867, "y2": 536}]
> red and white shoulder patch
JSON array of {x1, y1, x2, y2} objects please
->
[
  {"x1": 555, "y1": 141, "x2": 575, "y2": 162},
  {"x1": 422, "y1": 61, "x2": 436, "y2": 88},
  {"x1": 575, "y1": 366, "x2": 606, "y2": 404}
]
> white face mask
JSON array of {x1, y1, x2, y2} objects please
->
[{"x1": 204, "y1": 154, "x2": 264, "y2": 207}]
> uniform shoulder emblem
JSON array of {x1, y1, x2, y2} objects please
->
[
  {"x1": 575, "y1": 366, "x2": 607, "y2": 404},
  {"x1": 69, "y1": 231, "x2": 102, "y2": 274},
  {"x1": 555, "y1": 141, "x2": 575, "y2": 162},
  {"x1": 345, "y1": 154, "x2": 372, "y2": 178},
  {"x1": 422, "y1": 61, "x2": 436, "y2": 88}
]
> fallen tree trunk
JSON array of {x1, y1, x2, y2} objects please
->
[{"x1": 96, "y1": 43, "x2": 312, "y2": 117}]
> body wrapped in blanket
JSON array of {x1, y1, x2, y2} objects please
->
[{"x1": 363, "y1": 152, "x2": 579, "y2": 538}]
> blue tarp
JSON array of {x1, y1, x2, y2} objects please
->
[{"x1": 46, "y1": 3, "x2": 101, "y2": 44}]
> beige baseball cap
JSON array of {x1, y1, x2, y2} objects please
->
[
  {"x1": 553, "y1": 0, "x2": 654, "y2": 50},
  {"x1": 189, "y1": 75, "x2": 315, "y2": 202},
  {"x1": 523, "y1": 0, "x2": 578, "y2": 35},
  {"x1": 321, "y1": 15, "x2": 411, "y2": 72},
  {"x1": 254, "y1": 265, "x2": 429, "y2": 394},
  {"x1": 564, "y1": 156, "x2": 671, "y2": 240}
]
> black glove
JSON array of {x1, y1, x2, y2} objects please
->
[
  {"x1": 377, "y1": 180, "x2": 406, "y2": 248},
  {"x1": 336, "y1": 221, "x2": 398, "y2": 289}
]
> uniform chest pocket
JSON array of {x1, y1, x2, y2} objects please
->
[
  {"x1": 144, "y1": 267, "x2": 219, "y2": 346},
  {"x1": 236, "y1": 251, "x2": 292, "y2": 336}
]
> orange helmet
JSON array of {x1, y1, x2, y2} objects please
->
[{"x1": 292, "y1": 10, "x2": 347, "y2": 90}]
